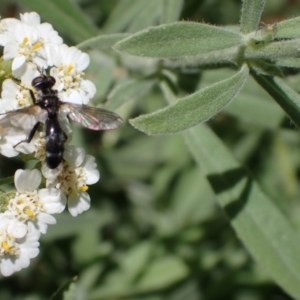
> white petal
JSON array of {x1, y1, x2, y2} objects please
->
[
  {"x1": 20, "y1": 12, "x2": 41, "y2": 25},
  {"x1": 3, "y1": 43, "x2": 18, "y2": 60},
  {"x1": 82, "y1": 155, "x2": 100, "y2": 185},
  {"x1": 1, "y1": 258, "x2": 15, "y2": 276},
  {"x1": 38, "y1": 188, "x2": 66, "y2": 213},
  {"x1": 64, "y1": 146, "x2": 85, "y2": 167},
  {"x1": 12, "y1": 63, "x2": 27, "y2": 79},
  {"x1": 77, "y1": 52, "x2": 90, "y2": 71},
  {"x1": 14, "y1": 169, "x2": 41, "y2": 192},
  {"x1": 62, "y1": 90, "x2": 82, "y2": 104},
  {"x1": 12, "y1": 55, "x2": 26, "y2": 71},
  {"x1": 81, "y1": 79, "x2": 96, "y2": 99},
  {"x1": 37, "y1": 212, "x2": 56, "y2": 225},
  {"x1": 19, "y1": 62, "x2": 40, "y2": 85},
  {"x1": 7, "y1": 219, "x2": 27, "y2": 238},
  {"x1": 68, "y1": 192, "x2": 91, "y2": 217},
  {"x1": 0, "y1": 143, "x2": 20, "y2": 157},
  {"x1": 42, "y1": 163, "x2": 63, "y2": 182}
]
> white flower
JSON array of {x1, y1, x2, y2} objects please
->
[
  {"x1": 4, "y1": 24, "x2": 47, "y2": 75},
  {"x1": 0, "y1": 213, "x2": 40, "y2": 277},
  {"x1": 20, "y1": 12, "x2": 62, "y2": 46},
  {"x1": 42, "y1": 146, "x2": 100, "y2": 217},
  {"x1": 7, "y1": 169, "x2": 66, "y2": 234},
  {"x1": 1, "y1": 78, "x2": 34, "y2": 113},
  {"x1": 0, "y1": 18, "x2": 20, "y2": 46},
  {"x1": 49, "y1": 44, "x2": 96, "y2": 105},
  {"x1": 2, "y1": 12, "x2": 62, "y2": 78}
]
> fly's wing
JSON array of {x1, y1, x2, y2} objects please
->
[
  {"x1": 0, "y1": 106, "x2": 43, "y2": 130},
  {"x1": 64, "y1": 103, "x2": 123, "y2": 130}
]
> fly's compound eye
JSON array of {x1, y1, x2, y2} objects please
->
[
  {"x1": 31, "y1": 76, "x2": 45, "y2": 89},
  {"x1": 32, "y1": 75, "x2": 56, "y2": 90},
  {"x1": 47, "y1": 76, "x2": 56, "y2": 87}
]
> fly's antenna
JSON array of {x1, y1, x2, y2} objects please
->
[{"x1": 37, "y1": 66, "x2": 45, "y2": 76}]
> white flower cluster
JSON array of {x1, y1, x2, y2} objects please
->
[{"x1": 0, "y1": 12, "x2": 102, "y2": 276}]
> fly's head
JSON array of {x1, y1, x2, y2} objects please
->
[{"x1": 32, "y1": 75, "x2": 56, "y2": 91}]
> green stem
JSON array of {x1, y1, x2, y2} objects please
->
[{"x1": 251, "y1": 72, "x2": 300, "y2": 128}]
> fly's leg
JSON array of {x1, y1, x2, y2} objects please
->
[
  {"x1": 26, "y1": 121, "x2": 40, "y2": 143},
  {"x1": 13, "y1": 121, "x2": 41, "y2": 148},
  {"x1": 29, "y1": 89, "x2": 37, "y2": 104}
]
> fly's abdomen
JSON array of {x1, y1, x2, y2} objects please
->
[{"x1": 45, "y1": 116, "x2": 67, "y2": 169}]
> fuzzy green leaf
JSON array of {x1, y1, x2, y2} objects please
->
[
  {"x1": 248, "y1": 59, "x2": 283, "y2": 77},
  {"x1": 161, "y1": 0, "x2": 184, "y2": 24},
  {"x1": 102, "y1": 0, "x2": 152, "y2": 33},
  {"x1": 184, "y1": 124, "x2": 300, "y2": 300},
  {"x1": 77, "y1": 33, "x2": 129, "y2": 50},
  {"x1": 252, "y1": 73, "x2": 300, "y2": 128},
  {"x1": 114, "y1": 22, "x2": 243, "y2": 59},
  {"x1": 137, "y1": 256, "x2": 189, "y2": 290},
  {"x1": 276, "y1": 58, "x2": 300, "y2": 68},
  {"x1": 129, "y1": 65, "x2": 249, "y2": 135},
  {"x1": 245, "y1": 39, "x2": 300, "y2": 60},
  {"x1": 276, "y1": 17, "x2": 300, "y2": 39},
  {"x1": 240, "y1": 0, "x2": 266, "y2": 33},
  {"x1": 106, "y1": 79, "x2": 156, "y2": 111},
  {"x1": 127, "y1": 0, "x2": 161, "y2": 32}
]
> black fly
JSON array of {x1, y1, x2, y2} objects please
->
[{"x1": 0, "y1": 74, "x2": 123, "y2": 169}]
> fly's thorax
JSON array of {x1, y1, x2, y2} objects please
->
[{"x1": 38, "y1": 95, "x2": 60, "y2": 116}]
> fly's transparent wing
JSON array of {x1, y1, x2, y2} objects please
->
[
  {"x1": 64, "y1": 103, "x2": 123, "y2": 130},
  {"x1": 0, "y1": 106, "x2": 42, "y2": 130}
]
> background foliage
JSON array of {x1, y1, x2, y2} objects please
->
[{"x1": 1, "y1": 0, "x2": 300, "y2": 299}]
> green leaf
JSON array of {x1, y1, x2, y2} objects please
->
[
  {"x1": 276, "y1": 58, "x2": 300, "y2": 68},
  {"x1": 72, "y1": 229, "x2": 100, "y2": 264},
  {"x1": 102, "y1": 135, "x2": 172, "y2": 179},
  {"x1": 161, "y1": 0, "x2": 184, "y2": 24},
  {"x1": 49, "y1": 277, "x2": 78, "y2": 300},
  {"x1": 106, "y1": 79, "x2": 156, "y2": 111},
  {"x1": 120, "y1": 241, "x2": 154, "y2": 281},
  {"x1": 252, "y1": 73, "x2": 300, "y2": 128},
  {"x1": 90, "y1": 256, "x2": 189, "y2": 299},
  {"x1": 42, "y1": 210, "x2": 112, "y2": 241},
  {"x1": 62, "y1": 282, "x2": 79, "y2": 300},
  {"x1": 50, "y1": 0, "x2": 98, "y2": 35},
  {"x1": 226, "y1": 92, "x2": 283, "y2": 128},
  {"x1": 248, "y1": 59, "x2": 283, "y2": 77},
  {"x1": 0, "y1": 176, "x2": 14, "y2": 186},
  {"x1": 102, "y1": 0, "x2": 151, "y2": 33},
  {"x1": 137, "y1": 256, "x2": 189, "y2": 290},
  {"x1": 127, "y1": 0, "x2": 161, "y2": 33},
  {"x1": 88, "y1": 53, "x2": 115, "y2": 101},
  {"x1": 170, "y1": 167, "x2": 216, "y2": 227},
  {"x1": 114, "y1": 22, "x2": 243, "y2": 59},
  {"x1": 129, "y1": 65, "x2": 249, "y2": 135},
  {"x1": 21, "y1": 0, "x2": 98, "y2": 41},
  {"x1": 276, "y1": 17, "x2": 300, "y2": 39},
  {"x1": 245, "y1": 39, "x2": 300, "y2": 60},
  {"x1": 199, "y1": 69, "x2": 284, "y2": 128},
  {"x1": 184, "y1": 124, "x2": 300, "y2": 300},
  {"x1": 240, "y1": 0, "x2": 266, "y2": 34},
  {"x1": 76, "y1": 33, "x2": 130, "y2": 50}
]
